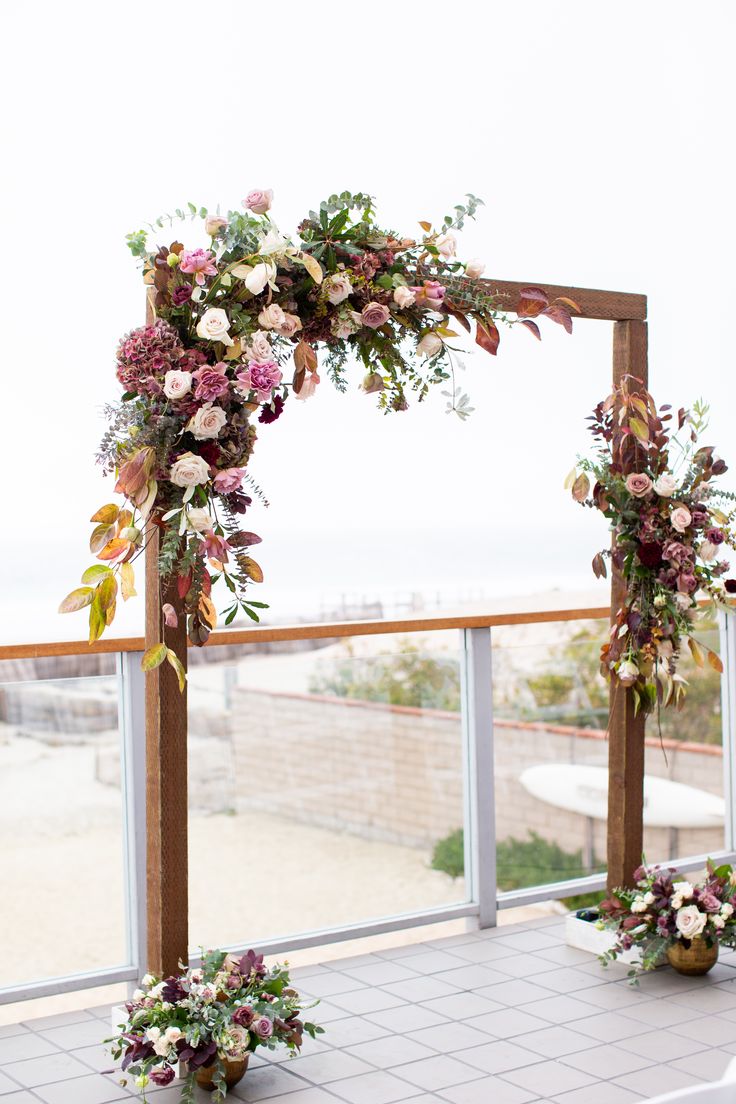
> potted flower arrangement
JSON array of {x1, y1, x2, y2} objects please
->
[
  {"x1": 598, "y1": 861, "x2": 736, "y2": 977},
  {"x1": 109, "y1": 948, "x2": 322, "y2": 1099}
]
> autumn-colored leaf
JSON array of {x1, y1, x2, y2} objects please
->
[
  {"x1": 519, "y1": 319, "x2": 541, "y2": 340},
  {"x1": 688, "y1": 637, "x2": 705, "y2": 668},
  {"x1": 563, "y1": 468, "x2": 578, "y2": 491},
  {"x1": 105, "y1": 600, "x2": 116, "y2": 626},
  {"x1": 475, "y1": 317, "x2": 500, "y2": 356},
  {"x1": 81, "y1": 564, "x2": 112, "y2": 585},
  {"x1": 629, "y1": 417, "x2": 650, "y2": 443},
  {"x1": 90, "y1": 523, "x2": 116, "y2": 555},
  {"x1": 59, "y1": 587, "x2": 94, "y2": 614},
  {"x1": 592, "y1": 552, "x2": 608, "y2": 579},
  {"x1": 166, "y1": 648, "x2": 187, "y2": 692},
  {"x1": 116, "y1": 509, "x2": 134, "y2": 533},
  {"x1": 707, "y1": 649, "x2": 724, "y2": 674},
  {"x1": 141, "y1": 643, "x2": 167, "y2": 671},
  {"x1": 90, "y1": 504, "x2": 120, "y2": 524},
  {"x1": 553, "y1": 296, "x2": 581, "y2": 314},
  {"x1": 299, "y1": 251, "x2": 323, "y2": 285},
  {"x1": 445, "y1": 307, "x2": 471, "y2": 333},
  {"x1": 541, "y1": 304, "x2": 573, "y2": 333},
  {"x1": 294, "y1": 341, "x2": 318, "y2": 375},
  {"x1": 88, "y1": 598, "x2": 106, "y2": 644},
  {"x1": 418, "y1": 220, "x2": 432, "y2": 232},
  {"x1": 120, "y1": 562, "x2": 136, "y2": 601},
  {"x1": 177, "y1": 570, "x2": 192, "y2": 599},
  {"x1": 228, "y1": 531, "x2": 262, "y2": 548},
  {"x1": 97, "y1": 574, "x2": 118, "y2": 611},
  {"x1": 572, "y1": 473, "x2": 591, "y2": 502},
  {"x1": 198, "y1": 594, "x2": 218, "y2": 629},
  {"x1": 516, "y1": 286, "x2": 549, "y2": 317},
  {"x1": 97, "y1": 538, "x2": 131, "y2": 561},
  {"x1": 242, "y1": 556, "x2": 264, "y2": 583},
  {"x1": 162, "y1": 602, "x2": 178, "y2": 628}
]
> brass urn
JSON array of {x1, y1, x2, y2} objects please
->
[
  {"x1": 666, "y1": 936, "x2": 718, "y2": 976},
  {"x1": 194, "y1": 1054, "x2": 249, "y2": 1091}
]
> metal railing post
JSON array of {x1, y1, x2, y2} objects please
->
[
  {"x1": 720, "y1": 610, "x2": 736, "y2": 852},
  {"x1": 461, "y1": 626, "x2": 497, "y2": 928},
  {"x1": 118, "y1": 651, "x2": 147, "y2": 988}
]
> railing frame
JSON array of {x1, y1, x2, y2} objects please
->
[{"x1": 1, "y1": 605, "x2": 734, "y2": 1006}]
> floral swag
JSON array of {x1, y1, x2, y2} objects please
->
[{"x1": 60, "y1": 189, "x2": 577, "y2": 680}]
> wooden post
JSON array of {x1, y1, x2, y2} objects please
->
[
  {"x1": 607, "y1": 319, "x2": 648, "y2": 891},
  {"x1": 144, "y1": 290, "x2": 189, "y2": 977}
]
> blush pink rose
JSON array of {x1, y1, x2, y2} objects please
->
[
  {"x1": 412, "y1": 279, "x2": 446, "y2": 310},
  {"x1": 236, "y1": 360, "x2": 282, "y2": 402},
  {"x1": 274, "y1": 313, "x2": 303, "y2": 338},
  {"x1": 671, "y1": 506, "x2": 692, "y2": 533},
  {"x1": 625, "y1": 473, "x2": 653, "y2": 498},
  {"x1": 244, "y1": 189, "x2": 273, "y2": 215},
  {"x1": 361, "y1": 302, "x2": 391, "y2": 329},
  {"x1": 213, "y1": 467, "x2": 247, "y2": 493},
  {"x1": 193, "y1": 362, "x2": 230, "y2": 401},
  {"x1": 252, "y1": 1016, "x2": 273, "y2": 1038}
]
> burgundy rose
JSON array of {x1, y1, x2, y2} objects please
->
[
  {"x1": 233, "y1": 1005, "x2": 254, "y2": 1027},
  {"x1": 637, "y1": 542, "x2": 663, "y2": 568},
  {"x1": 725, "y1": 579, "x2": 736, "y2": 594},
  {"x1": 706, "y1": 527, "x2": 725, "y2": 545},
  {"x1": 172, "y1": 284, "x2": 193, "y2": 306},
  {"x1": 150, "y1": 1066, "x2": 176, "y2": 1086}
]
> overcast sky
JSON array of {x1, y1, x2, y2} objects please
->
[{"x1": 1, "y1": 0, "x2": 734, "y2": 643}]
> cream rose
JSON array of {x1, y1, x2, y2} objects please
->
[
  {"x1": 164, "y1": 1027, "x2": 184, "y2": 1044},
  {"x1": 163, "y1": 369, "x2": 193, "y2": 400},
  {"x1": 196, "y1": 307, "x2": 234, "y2": 347},
  {"x1": 699, "y1": 540, "x2": 718, "y2": 562},
  {"x1": 675, "y1": 904, "x2": 707, "y2": 940},
  {"x1": 245, "y1": 262, "x2": 276, "y2": 296},
  {"x1": 187, "y1": 508, "x2": 213, "y2": 533},
  {"x1": 435, "y1": 232, "x2": 456, "y2": 259},
  {"x1": 465, "y1": 258, "x2": 486, "y2": 278},
  {"x1": 275, "y1": 313, "x2": 303, "y2": 337},
  {"x1": 204, "y1": 215, "x2": 228, "y2": 236},
  {"x1": 324, "y1": 273, "x2": 352, "y2": 305},
  {"x1": 393, "y1": 285, "x2": 416, "y2": 308},
  {"x1": 258, "y1": 303, "x2": 286, "y2": 330},
  {"x1": 187, "y1": 402, "x2": 227, "y2": 440},
  {"x1": 417, "y1": 332, "x2": 443, "y2": 358},
  {"x1": 654, "y1": 472, "x2": 677, "y2": 497},
  {"x1": 246, "y1": 331, "x2": 272, "y2": 360},
  {"x1": 671, "y1": 506, "x2": 692, "y2": 533},
  {"x1": 617, "y1": 658, "x2": 639, "y2": 685},
  {"x1": 170, "y1": 453, "x2": 211, "y2": 488}
]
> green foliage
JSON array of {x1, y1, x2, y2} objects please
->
[
  {"x1": 308, "y1": 641, "x2": 461, "y2": 711},
  {"x1": 431, "y1": 828, "x2": 604, "y2": 909}
]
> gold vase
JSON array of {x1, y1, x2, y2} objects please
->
[
  {"x1": 666, "y1": 936, "x2": 718, "y2": 976},
  {"x1": 194, "y1": 1054, "x2": 249, "y2": 1091}
]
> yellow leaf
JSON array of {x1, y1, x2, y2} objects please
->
[
  {"x1": 97, "y1": 574, "x2": 118, "y2": 611},
  {"x1": 299, "y1": 251, "x2": 323, "y2": 285},
  {"x1": 166, "y1": 648, "x2": 187, "y2": 692},
  {"x1": 243, "y1": 556, "x2": 264, "y2": 583},
  {"x1": 419, "y1": 221, "x2": 432, "y2": 232},
  {"x1": 121, "y1": 562, "x2": 136, "y2": 601},
  {"x1": 436, "y1": 327, "x2": 459, "y2": 338},
  {"x1": 563, "y1": 467, "x2": 578, "y2": 491},
  {"x1": 141, "y1": 643, "x2": 167, "y2": 671},
  {"x1": 629, "y1": 416, "x2": 649, "y2": 443},
  {"x1": 105, "y1": 600, "x2": 116, "y2": 626},
  {"x1": 88, "y1": 598, "x2": 106, "y2": 644},
  {"x1": 707, "y1": 649, "x2": 724, "y2": 674},
  {"x1": 116, "y1": 509, "x2": 134, "y2": 532},
  {"x1": 688, "y1": 636, "x2": 705, "y2": 668},
  {"x1": 554, "y1": 297, "x2": 581, "y2": 314},
  {"x1": 198, "y1": 594, "x2": 218, "y2": 629},
  {"x1": 90, "y1": 523, "x2": 116, "y2": 555},
  {"x1": 59, "y1": 587, "x2": 94, "y2": 614},
  {"x1": 90, "y1": 504, "x2": 120, "y2": 524}
]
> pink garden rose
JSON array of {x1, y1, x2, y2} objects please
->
[
  {"x1": 677, "y1": 572, "x2": 698, "y2": 593},
  {"x1": 204, "y1": 531, "x2": 230, "y2": 562},
  {"x1": 361, "y1": 302, "x2": 391, "y2": 329},
  {"x1": 236, "y1": 360, "x2": 282, "y2": 402},
  {"x1": 274, "y1": 313, "x2": 303, "y2": 338},
  {"x1": 244, "y1": 189, "x2": 273, "y2": 215},
  {"x1": 295, "y1": 371, "x2": 320, "y2": 401},
  {"x1": 258, "y1": 303, "x2": 286, "y2": 330},
  {"x1": 671, "y1": 505, "x2": 692, "y2": 533},
  {"x1": 663, "y1": 540, "x2": 691, "y2": 566},
  {"x1": 179, "y1": 248, "x2": 218, "y2": 286},
  {"x1": 187, "y1": 402, "x2": 227, "y2": 439},
  {"x1": 213, "y1": 467, "x2": 247, "y2": 494},
  {"x1": 163, "y1": 369, "x2": 193, "y2": 400},
  {"x1": 625, "y1": 472, "x2": 653, "y2": 498},
  {"x1": 412, "y1": 279, "x2": 446, "y2": 310},
  {"x1": 245, "y1": 331, "x2": 272, "y2": 360},
  {"x1": 193, "y1": 362, "x2": 230, "y2": 401}
]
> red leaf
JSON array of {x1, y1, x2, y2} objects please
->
[
  {"x1": 519, "y1": 319, "x2": 541, "y2": 340},
  {"x1": 541, "y1": 304, "x2": 573, "y2": 333},
  {"x1": 177, "y1": 570, "x2": 192, "y2": 599},
  {"x1": 475, "y1": 317, "x2": 500, "y2": 356},
  {"x1": 516, "y1": 286, "x2": 549, "y2": 317}
]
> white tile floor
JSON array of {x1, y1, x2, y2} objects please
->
[{"x1": 3, "y1": 915, "x2": 736, "y2": 1103}]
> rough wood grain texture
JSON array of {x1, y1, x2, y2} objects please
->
[
  {"x1": 0, "y1": 606, "x2": 613, "y2": 660},
  {"x1": 477, "y1": 278, "x2": 647, "y2": 322},
  {"x1": 145, "y1": 524, "x2": 189, "y2": 976},
  {"x1": 607, "y1": 319, "x2": 649, "y2": 891}
]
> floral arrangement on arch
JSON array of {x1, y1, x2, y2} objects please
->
[
  {"x1": 569, "y1": 376, "x2": 735, "y2": 714},
  {"x1": 59, "y1": 188, "x2": 577, "y2": 680},
  {"x1": 598, "y1": 861, "x2": 736, "y2": 976},
  {"x1": 108, "y1": 948, "x2": 322, "y2": 1100}
]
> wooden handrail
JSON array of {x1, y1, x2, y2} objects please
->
[{"x1": 0, "y1": 605, "x2": 610, "y2": 661}]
